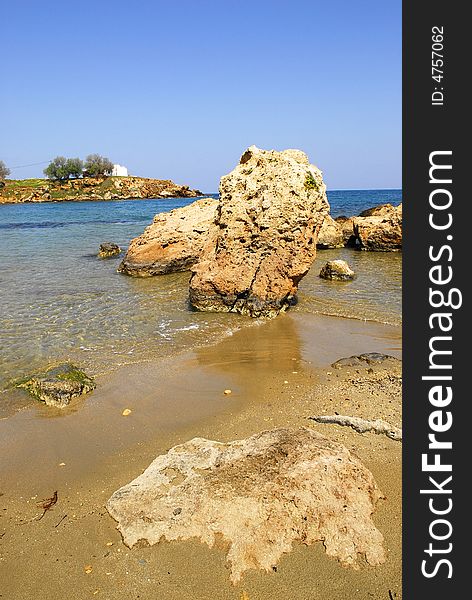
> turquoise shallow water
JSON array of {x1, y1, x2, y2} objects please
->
[{"x1": 0, "y1": 189, "x2": 401, "y2": 395}]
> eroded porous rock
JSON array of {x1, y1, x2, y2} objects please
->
[
  {"x1": 319, "y1": 259, "x2": 355, "y2": 280},
  {"x1": 353, "y1": 203, "x2": 402, "y2": 251},
  {"x1": 106, "y1": 427, "x2": 385, "y2": 584},
  {"x1": 98, "y1": 242, "x2": 121, "y2": 258},
  {"x1": 118, "y1": 198, "x2": 218, "y2": 276},
  {"x1": 189, "y1": 146, "x2": 330, "y2": 317},
  {"x1": 317, "y1": 215, "x2": 344, "y2": 249},
  {"x1": 13, "y1": 363, "x2": 96, "y2": 408}
]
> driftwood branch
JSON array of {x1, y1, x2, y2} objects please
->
[{"x1": 309, "y1": 415, "x2": 402, "y2": 441}]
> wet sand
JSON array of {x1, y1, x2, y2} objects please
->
[{"x1": 0, "y1": 313, "x2": 402, "y2": 599}]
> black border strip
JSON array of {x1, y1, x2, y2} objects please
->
[{"x1": 403, "y1": 1, "x2": 466, "y2": 596}]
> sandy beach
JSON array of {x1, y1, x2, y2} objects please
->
[{"x1": 0, "y1": 312, "x2": 401, "y2": 600}]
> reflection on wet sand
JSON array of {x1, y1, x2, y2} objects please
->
[
  {"x1": 195, "y1": 312, "x2": 401, "y2": 403},
  {"x1": 196, "y1": 314, "x2": 303, "y2": 372}
]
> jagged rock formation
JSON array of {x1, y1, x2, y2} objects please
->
[
  {"x1": 118, "y1": 198, "x2": 218, "y2": 276},
  {"x1": 189, "y1": 146, "x2": 330, "y2": 317},
  {"x1": 106, "y1": 427, "x2": 385, "y2": 584}
]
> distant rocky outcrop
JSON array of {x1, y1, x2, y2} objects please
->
[
  {"x1": 106, "y1": 427, "x2": 385, "y2": 584},
  {"x1": 189, "y1": 146, "x2": 330, "y2": 318},
  {"x1": 0, "y1": 176, "x2": 202, "y2": 204},
  {"x1": 13, "y1": 363, "x2": 96, "y2": 408},
  {"x1": 118, "y1": 198, "x2": 218, "y2": 276},
  {"x1": 352, "y1": 203, "x2": 402, "y2": 251}
]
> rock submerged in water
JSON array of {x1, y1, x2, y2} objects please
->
[
  {"x1": 106, "y1": 427, "x2": 385, "y2": 584},
  {"x1": 319, "y1": 259, "x2": 355, "y2": 280},
  {"x1": 118, "y1": 198, "x2": 218, "y2": 276},
  {"x1": 14, "y1": 363, "x2": 96, "y2": 408},
  {"x1": 98, "y1": 242, "x2": 121, "y2": 258},
  {"x1": 189, "y1": 146, "x2": 330, "y2": 318}
]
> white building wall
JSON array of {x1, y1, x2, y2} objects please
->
[{"x1": 112, "y1": 164, "x2": 128, "y2": 176}]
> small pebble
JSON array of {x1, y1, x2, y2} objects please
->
[
  {"x1": 122, "y1": 408, "x2": 132, "y2": 416},
  {"x1": 84, "y1": 565, "x2": 93, "y2": 574},
  {"x1": 223, "y1": 389, "x2": 232, "y2": 395}
]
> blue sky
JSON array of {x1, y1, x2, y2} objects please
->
[{"x1": 2, "y1": 0, "x2": 401, "y2": 191}]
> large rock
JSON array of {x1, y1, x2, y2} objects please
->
[
  {"x1": 189, "y1": 146, "x2": 330, "y2": 317},
  {"x1": 317, "y1": 215, "x2": 344, "y2": 249},
  {"x1": 13, "y1": 363, "x2": 96, "y2": 408},
  {"x1": 118, "y1": 198, "x2": 218, "y2": 276},
  {"x1": 352, "y1": 203, "x2": 402, "y2": 251},
  {"x1": 106, "y1": 428, "x2": 385, "y2": 584}
]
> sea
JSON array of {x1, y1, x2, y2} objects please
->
[{"x1": 0, "y1": 189, "x2": 402, "y2": 399}]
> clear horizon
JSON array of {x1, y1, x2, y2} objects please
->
[{"x1": 2, "y1": 0, "x2": 401, "y2": 191}]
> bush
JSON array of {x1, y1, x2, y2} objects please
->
[
  {"x1": 0, "y1": 160, "x2": 11, "y2": 179},
  {"x1": 43, "y1": 154, "x2": 115, "y2": 180}
]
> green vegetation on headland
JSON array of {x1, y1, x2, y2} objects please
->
[
  {"x1": 43, "y1": 154, "x2": 114, "y2": 180},
  {"x1": 0, "y1": 176, "x2": 202, "y2": 204},
  {"x1": 1, "y1": 154, "x2": 114, "y2": 184}
]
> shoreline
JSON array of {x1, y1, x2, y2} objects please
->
[{"x1": 0, "y1": 311, "x2": 402, "y2": 599}]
